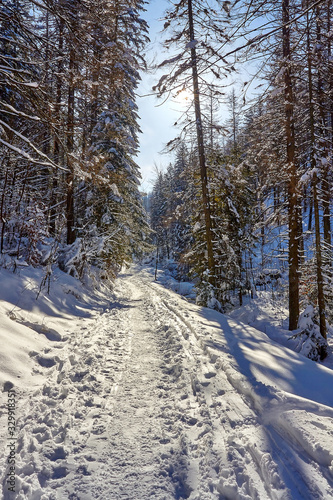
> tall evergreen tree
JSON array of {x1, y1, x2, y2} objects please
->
[
  {"x1": 0, "y1": 0, "x2": 151, "y2": 280},
  {"x1": 153, "y1": 0, "x2": 235, "y2": 303}
]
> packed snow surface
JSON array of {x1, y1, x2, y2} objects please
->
[{"x1": 0, "y1": 265, "x2": 333, "y2": 499}]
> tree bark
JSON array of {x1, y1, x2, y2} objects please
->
[
  {"x1": 48, "y1": 18, "x2": 64, "y2": 235},
  {"x1": 317, "y1": 4, "x2": 331, "y2": 252},
  {"x1": 187, "y1": 0, "x2": 216, "y2": 288},
  {"x1": 0, "y1": 162, "x2": 8, "y2": 254},
  {"x1": 66, "y1": 45, "x2": 75, "y2": 245},
  {"x1": 282, "y1": 0, "x2": 299, "y2": 330},
  {"x1": 307, "y1": 10, "x2": 327, "y2": 346}
]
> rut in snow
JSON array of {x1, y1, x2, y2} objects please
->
[{"x1": 1, "y1": 267, "x2": 333, "y2": 500}]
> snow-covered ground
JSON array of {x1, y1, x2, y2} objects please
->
[{"x1": 0, "y1": 264, "x2": 333, "y2": 499}]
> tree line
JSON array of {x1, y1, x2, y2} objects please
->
[
  {"x1": 1, "y1": 0, "x2": 332, "y2": 359},
  {"x1": 0, "y1": 0, "x2": 150, "y2": 281},
  {"x1": 149, "y1": 0, "x2": 332, "y2": 360}
]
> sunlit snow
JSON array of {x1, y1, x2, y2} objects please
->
[{"x1": 0, "y1": 264, "x2": 332, "y2": 499}]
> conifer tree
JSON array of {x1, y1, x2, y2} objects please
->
[
  {"x1": 0, "y1": 0, "x2": 151, "y2": 280},
  {"x1": 153, "y1": 0, "x2": 234, "y2": 302}
]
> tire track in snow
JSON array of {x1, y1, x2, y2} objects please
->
[
  {"x1": 87, "y1": 279, "x2": 192, "y2": 499},
  {"x1": 140, "y1": 277, "x2": 275, "y2": 500},
  {"x1": 137, "y1": 271, "x2": 333, "y2": 500},
  {"x1": 3, "y1": 268, "x2": 333, "y2": 499}
]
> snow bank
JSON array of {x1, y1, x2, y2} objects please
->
[
  {"x1": 1, "y1": 264, "x2": 332, "y2": 499},
  {"x1": 0, "y1": 266, "x2": 110, "y2": 390},
  {"x1": 136, "y1": 266, "x2": 333, "y2": 498},
  {"x1": 274, "y1": 410, "x2": 333, "y2": 466}
]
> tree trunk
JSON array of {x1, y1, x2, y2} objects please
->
[
  {"x1": 66, "y1": 45, "x2": 75, "y2": 245},
  {"x1": 307, "y1": 11, "x2": 327, "y2": 346},
  {"x1": 282, "y1": 0, "x2": 299, "y2": 330},
  {"x1": 0, "y1": 162, "x2": 8, "y2": 254},
  {"x1": 155, "y1": 245, "x2": 159, "y2": 281},
  {"x1": 187, "y1": 0, "x2": 216, "y2": 288},
  {"x1": 48, "y1": 17, "x2": 64, "y2": 235},
  {"x1": 317, "y1": 4, "x2": 331, "y2": 253}
]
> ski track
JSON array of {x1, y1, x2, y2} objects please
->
[{"x1": 1, "y1": 268, "x2": 333, "y2": 499}]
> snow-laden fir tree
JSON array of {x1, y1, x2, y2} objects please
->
[
  {"x1": 0, "y1": 0, "x2": 151, "y2": 282},
  {"x1": 74, "y1": 0, "x2": 151, "y2": 279}
]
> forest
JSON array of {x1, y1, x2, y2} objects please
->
[{"x1": 1, "y1": 0, "x2": 332, "y2": 362}]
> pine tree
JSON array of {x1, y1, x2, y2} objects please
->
[
  {"x1": 0, "y1": 0, "x2": 151, "y2": 281},
  {"x1": 153, "y1": 0, "x2": 235, "y2": 302},
  {"x1": 82, "y1": 0, "x2": 151, "y2": 277}
]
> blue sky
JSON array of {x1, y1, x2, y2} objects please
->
[
  {"x1": 136, "y1": 0, "x2": 178, "y2": 193},
  {"x1": 135, "y1": 0, "x2": 258, "y2": 193}
]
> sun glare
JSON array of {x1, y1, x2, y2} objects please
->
[{"x1": 173, "y1": 88, "x2": 192, "y2": 105}]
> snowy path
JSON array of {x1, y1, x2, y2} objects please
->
[{"x1": 1, "y1": 267, "x2": 333, "y2": 499}]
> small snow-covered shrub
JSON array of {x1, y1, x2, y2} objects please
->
[
  {"x1": 196, "y1": 275, "x2": 222, "y2": 311},
  {"x1": 290, "y1": 305, "x2": 328, "y2": 361},
  {"x1": 59, "y1": 239, "x2": 87, "y2": 279},
  {"x1": 58, "y1": 235, "x2": 122, "y2": 283},
  {"x1": 17, "y1": 205, "x2": 50, "y2": 266}
]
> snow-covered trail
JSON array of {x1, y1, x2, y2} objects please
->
[{"x1": 1, "y1": 267, "x2": 333, "y2": 499}]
